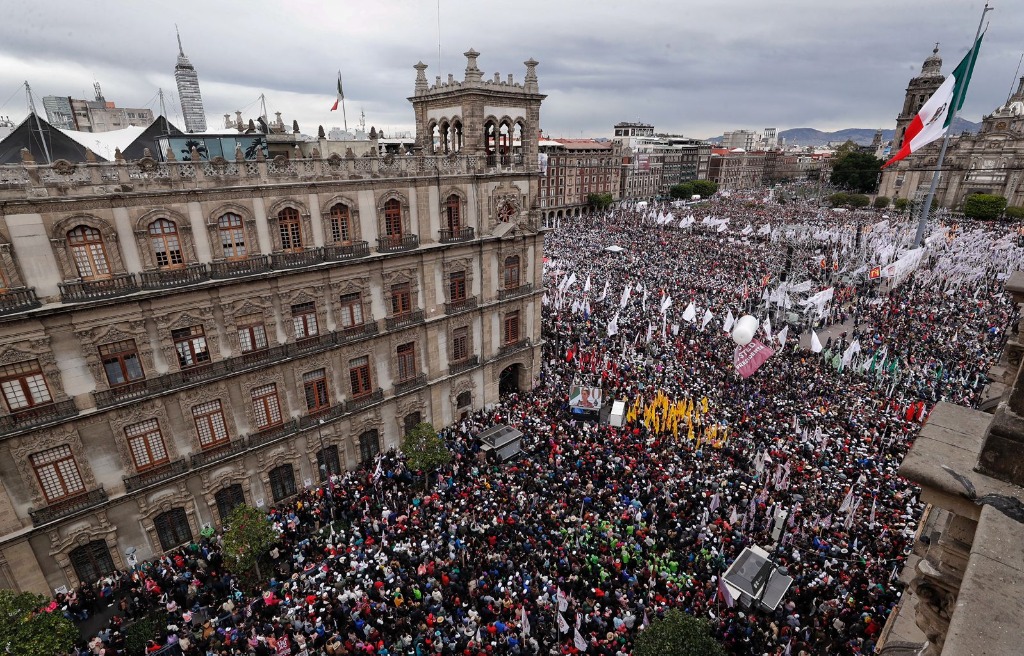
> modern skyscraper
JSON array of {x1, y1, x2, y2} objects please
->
[{"x1": 173, "y1": 28, "x2": 207, "y2": 133}]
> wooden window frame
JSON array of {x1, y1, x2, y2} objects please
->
[
  {"x1": 99, "y1": 340, "x2": 145, "y2": 388},
  {"x1": 192, "y1": 399, "x2": 230, "y2": 449},
  {"x1": 449, "y1": 271, "x2": 467, "y2": 303},
  {"x1": 302, "y1": 369, "x2": 330, "y2": 414},
  {"x1": 172, "y1": 325, "x2": 211, "y2": 370},
  {"x1": 349, "y1": 356, "x2": 372, "y2": 398},
  {"x1": 251, "y1": 383, "x2": 283, "y2": 430},
  {"x1": 384, "y1": 198, "x2": 403, "y2": 238},
  {"x1": 218, "y1": 213, "x2": 248, "y2": 260},
  {"x1": 278, "y1": 207, "x2": 304, "y2": 252},
  {"x1": 339, "y1": 292, "x2": 364, "y2": 329},
  {"x1": 148, "y1": 219, "x2": 185, "y2": 269},
  {"x1": 329, "y1": 204, "x2": 352, "y2": 244},
  {"x1": 291, "y1": 301, "x2": 319, "y2": 340},
  {"x1": 396, "y1": 342, "x2": 417, "y2": 382},
  {"x1": 504, "y1": 311, "x2": 520, "y2": 345},
  {"x1": 503, "y1": 256, "x2": 521, "y2": 289},
  {"x1": 0, "y1": 360, "x2": 53, "y2": 412},
  {"x1": 67, "y1": 225, "x2": 112, "y2": 280},
  {"x1": 452, "y1": 327, "x2": 469, "y2": 362},
  {"x1": 125, "y1": 418, "x2": 169, "y2": 471},
  {"x1": 390, "y1": 283, "x2": 412, "y2": 317},
  {"x1": 31, "y1": 445, "x2": 85, "y2": 503}
]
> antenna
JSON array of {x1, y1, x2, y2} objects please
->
[
  {"x1": 175, "y1": 24, "x2": 184, "y2": 56},
  {"x1": 259, "y1": 93, "x2": 268, "y2": 122},
  {"x1": 25, "y1": 81, "x2": 52, "y2": 164},
  {"x1": 1008, "y1": 53, "x2": 1024, "y2": 103},
  {"x1": 437, "y1": 0, "x2": 442, "y2": 74},
  {"x1": 159, "y1": 88, "x2": 167, "y2": 120}
]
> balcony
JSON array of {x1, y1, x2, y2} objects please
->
[
  {"x1": 385, "y1": 309, "x2": 426, "y2": 331},
  {"x1": 298, "y1": 405, "x2": 346, "y2": 430},
  {"x1": 439, "y1": 226, "x2": 475, "y2": 243},
  {"x1": 445, "y1": 296, "x2": 478, "y2": 315},
  {"x1": 499, "y1": 338, "x2": 532, "y2": 356},
  {"x1": 29, "y1": 487, "x2": 108, "y2": 526},
  {"x1": 271, "y1": 249, "x2": 324, "y2": 269},
  {"x1": 344, "y1": 388, "x2": 383, "y2": 413},
  {"x1": 190, "y1": 438, "x2": 250, "y2": 468},
  {"x1": 94, "y1": 380, "x2": 150, "y2": 408},
  {"x1": 234, "y1": 344, "x2": 286, "y2": 370},
  {"x1": 394, "y1": 373, "x2": 428, "y2": 395},
  {"x1": 323, "y1": 241, "x2": 370, "y2": 261},
  {"x1": 0, "y1": 398, "x2": 79, "y2": 435},
  {"x1": 337, "y1": 321, "x2": 379, "y2": 344},
  {"x1": 175, "y1": 361, "x2": 224, "y2": 386},
  {"x1": 0, "y1": 287, "x2": 40, "y2": 316},
  {"x1": 293, "y1": 332, "x2": 335, "y2": 355},
  {"x1": 209, "y1": 255, "x2": 271, "y2": 278},
  {"x1": 377, "y1": 234, "x2": 419, "y2": 253},
  {"x1": 139, "y1": 264, "x2": 210, "y2": 290},
  {"x1": 248, "y1": 419, "x2": 299, "y2": 449},
  {"x1": 59, "y1": 273, "x2": 139, "y2": 302},
  {"x1": 498, "y1": 282, "x2": 534, "y2": 301},
  {"x1": 123, "y1": 459, "x2": 188, "y2": 493},
  {"x1": 449, "y1": 355, "x2": 479, "y2": 376}
]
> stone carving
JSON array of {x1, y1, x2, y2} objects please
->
[{"x1": 9, "y1": 424, "x2": 96, "y2": 508}]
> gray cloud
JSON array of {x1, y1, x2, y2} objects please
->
[{"x1": 0, "y1": 0, "x2": 1020, "y2": 141}]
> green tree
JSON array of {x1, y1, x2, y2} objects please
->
[
  {"x1": 633, "y1": 609, "x2": 726, "y2": 656},
  {"x1": 669, "y1": 182, "x2": 695, "y2": 199},
  {"x1": 828, "y1": 192, "x2": 850, "y2": 207},
  {"x1": 587, "y1": 192, "x2": 614, "y2": 211},
  {"x1": 0, "y1": 590, "x2": 77, "y2": 656},
  {"x1": 873, "y1": 196, "x2": 890, "y2": 209},
  {"x1": 124, "y1": 611, "x2": 168, "y2": 655},
  {"x1": 690, "y1": 180, "x2": 718, "y2": 197},
  {"x1": 893, "y1": 198, "x2": 910, "y2": 212},
  {"x1": 848, "y1": 194, "x2": 871, "y2": 208},
  {"x1": 402, "y1": 422, "x2": 452, "y2": 486},
  {"x1": 830, "y1": 150, "x2": 883, "y2": 193},
  {"x1": 1005, "y1": 205, "x2": 1024, "y2": 220},
  {"x1": 962, "y1": 193, "x2": 1008, "y2": 221},
  {"x1": 221, "y1": 504, "x2": 276, "y2": 583}
]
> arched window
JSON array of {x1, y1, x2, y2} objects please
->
[
  {"x1": 154, "y1": 508, "x2": 192, "y2": 551},
  {"x1": 445, "y1": 194, "x2": 461, "y2": 232},
  {"x1": 149, "y1": 219, "x2": 184, "y2": 268},
  {"x1": 69, "y1": 540, "x2": 114, "y2": 584},
  {"x1": 384, "y1": 199, "x2": 402, "y2": 238},
  {"x1": 218, "y1": 213, "x2": 247, "y2": 259},
  {"x1": 278, "y1": 207, "x2": 303, "y2": 252},
  {"x1": 329, "y1": 204, "x2": 351, "y2": 244},
  {"x1": 67, "y1": 226, "x2": 111, "y2": 279},
  {"x1": 503, "y1": 256, "x2": 521, "y2": 289}
]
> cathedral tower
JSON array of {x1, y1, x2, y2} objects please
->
[{"x1": 894, "y1": 45, "x2": 945, "y2": 150}]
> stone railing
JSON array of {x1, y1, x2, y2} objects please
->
[
  {"x1": 0, "y1": 398, "x2": 79, "y2": 435},
  {"x1": 28, "y1": 487, "x2": 108, "y2": 526},
  {"x1": 0, "y1": 154, "x2": 491, "y2": 200},
  {"x1": 394, "y1": 373, "x2": 428, "y2": 395},
  {"x1": 445, "y1": 296, "x2": 478, "y2": 315},
  {"x1": 377, "y1": 234, "x2": 420, "y2": 253},
  {"x1": 123, "y1": 459, "x2": 188, "y2": 493},
  {"x1": 497, "y1": 282, "x2": 534, "y2": 300},
  {"x1": 323, "y1": 241, "x2": 370, "y2": 261},
  {"x1": 385, "y1": 309, "x2": 426, "y2": 331},
  {"x1": 59, "y1": 273, "x2": 139, "y2": 302},
  {"x1": 190, "y1": 438, "x2": 250, "y2": 468},
  {"x1": 139, "y1": 264, "x2": 210, "y2": 290},
  {"x1": 0, "y1": 287, "x2": 41, "y2": 316},
  {"x1": 439, "y1": 226, "x2": 475, "y2": 243},
  {"x1": 344, "y1": 389, "x2": 384, "y2": 413},
  {"x1": 209, "y1": 255, "x2": 272, "y2": 278}
]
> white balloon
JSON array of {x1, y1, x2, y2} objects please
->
[{"x1": 732, "y1": 315, "x2": 759, "y2": 346}]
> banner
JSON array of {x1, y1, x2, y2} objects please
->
[
  {"x1": 569, "y1": 385, "x2": 602, "y2": 411},
  {"x1": 734, "y1": 339, "x2": 774, "y2": 378}
]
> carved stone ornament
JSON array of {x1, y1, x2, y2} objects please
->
[
  {"x1": 9, "y1": 424, "x2": 96, "y2": 508},
  {"x1": 450, "y1": 376, "x2": 475, "y2": 404},
  {"x1": 107, "y1": 400, "x2": 179, "y2": 471},
  {"x1": 136, "y1": 157, "x2": 159, "y2": 172},
  {"x1": 52, "y1": 159, "x2": 76, "y2": 176}
]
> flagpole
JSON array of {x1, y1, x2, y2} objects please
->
[{"x1": 913, "y1": 2, "x2": 992, "y2": 247}]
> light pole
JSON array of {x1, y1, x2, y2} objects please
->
[{"x1": 317, "y1": 417, "x2": 328, "y2": 482}]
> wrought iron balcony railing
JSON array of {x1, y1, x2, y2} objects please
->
[
  {"x1": 394, "y1": 373, "x2": 428, "y2": 395},
  {"x1": 0, "y1": 398, "x2": 79, "y2": 434},
  {"x1": 445, "y1": 296, "x2": 477, "y2": 315},
  {"x1": 189, "y1": 438, "x2": 250, "y2": 468},
  {"x1": 323, "y1": 241, "x2": 370, "y2": 261},
  {"x1": 271, "y1": 249, "x2": 324, "y2": 269},
  {"x1": 29, "y1": 487, "x2": 108, "y2": 526},
  {"x1": 0, "y1": 287, "x2": 40, "y2": 316},
  {"x1": 377, "y1": 234, "x2": 419, "y2": 253},
  {"x1": 449, "y1": 355, "x2": 479, "y2": 376},
  {"x1": 385, "y1": 309, "x2": 426, "y2": 331},
  {"x1": 123, "y1": 459, "x2": 188, "y2": 493},
  {"x1": 209, "y1": 255, "x2": 271, "y2": 278},
  {"x1": 248, "y1": 419, "x2": 300, "y2": 449},
  {"x1": 439, "y1": 226, "x2": 475, "y2": 243},
  {"x1": 498, "y1": 282, "x2": 534, "y2": 300},
  {"x1": 59, "y1": 273, "x2": 139, "y2": 302},
  {"x1": 139, "y1": 264, "x2": 210, "y2": 289},
  {"x1": 344, "y1": 389, "x2": 383, "y2": 413}
]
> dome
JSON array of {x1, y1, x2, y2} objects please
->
[{"x1": 920, "y1": 45, "x2": 942, "y2": 78}]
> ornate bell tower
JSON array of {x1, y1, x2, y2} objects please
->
[{"x1": 894, "y1": 45, "x2": 945, "y2": 150}]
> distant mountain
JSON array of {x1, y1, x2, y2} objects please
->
[{"x1": 706, "y1": 117, "x2": 980, "y2": 147}]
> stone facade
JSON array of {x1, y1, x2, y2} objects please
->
[{"x1": 0, "y1": 49, "x2": 544, "y2": 595}]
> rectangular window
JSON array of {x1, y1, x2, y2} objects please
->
[
  {"x1": 192, "y1": 400, "x2": 229, "y2": 448},
  {"x1": 316, "y1": 445, "x2": 341, "y2": 481},
  {"x1": 504, "y1": 311, "x2": 520, "y2": 345},
  {"x1": 251, "y1": 383, "x2": 283, "y2": 429},
  {"x1": 390, "y1": 283, "x2": 412, "y2": 316},
  {"x1": 503, "y1": 257, "x2": 521, "y2": 289},
  {"x1": 99, "y1": 340, "x2": 145, "y2": 387},
  {"x1": 338, "y1": 293, "x2": 364, "y2": 329},
  {"x1": 0, "y1": 360, "x2": 52, "y2": 412},
  {"x1": 269, "y1": 464, "x2": 297, "y2": 501},
  {"x1": 452, "y1": 327, "x2": 469, "y2": 362},
  {"x1": 349, "y1": 356, "x2": 372, "y2": 397},
  {"x1": 303, "y1": 369, "x2": 330, "y2": 414},
  {"x1": 291, "y1": 301, "x2": 319, "y2": 339},
  {"x1": 31, "y1": 445, "x2": 85, "y2": 503},
  {"x1": 172, "y1": 326, "x2": 211, "y2": 369},
  {"x1": 397, "y1": 342, "x2": 417, "y2": 382},
  {"x1": 125, "y1": 418, "x2": 168, "y2": 470},
  {"x1": 236, "y1": 313, "x2": 268, "y2": 353},
  {"x1": 449, "y1": 271, "x2": 467, "y2": 302}
]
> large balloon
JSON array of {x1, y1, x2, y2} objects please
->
[{"x1": 732, "y1": 315, "x2": 759, "y2": 346}]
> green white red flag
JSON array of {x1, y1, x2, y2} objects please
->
[
  {"x1": 883, "y1": 35, "x2": 983, "y2": 168},
  {"x1": 331, "y1": 71, "x2": 344, "y2": 111}
]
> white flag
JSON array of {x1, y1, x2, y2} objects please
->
[
  {"x1": 810, "y1": 330, "x2": 823, "y2": 353},
  {"x1": 723, "y1": 310, "x2": 735, "y2": 333},
  {"x1": 573, "y1": 628, "x2": 588, "y2": 651},
  {"x1": 620, "y1": 283, "x2": 632, "y2": 309},
  {"x1": 607, "y1": 313, "x2": 619, "y2": 337},
  {"x1": 777, "y1": 325, "x2": 789, "y2": 348},
  {"x1": 842, "y1": 339, "x2": 862, "y2": 367},
  {"x1": 521, "y1": 606, "x2": 531, "y2": 636},
  {"x1": 556, "y1": 588, "x2": 568, "y2": 613},
  {"x1": 597, "y1": 280, "x2": 609, "y2": 302},
  {"x1": 661, "y1": 293, "x2": 673, "y2": 312},
  {"x1": 556, "y1": 612, "x2": 570, "y2": 633},
  {"x1": 564, "y1": 271, "x2": 577, "y2": 291},
  {"x1": 701, "y1": 308, "x2": 714, "y2": 329},
  {"x1": 762, "y1": 317, "x2": 772, "y2": 341},
  {"x1": 682, "y1": 303, "x2": 697, "y2": 323},
  {"x1": 583, "y1": 274, "x2": 591, "y2": 293}
]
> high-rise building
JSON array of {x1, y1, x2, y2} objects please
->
[
  {"x1": 0, "y1": 49, "x2": 543, "y2": 595},
  {"x1": 41, "y1": 96, "x2": 74, "y2": 130},
  {"x1": 174, "y1": 29, "x2": 207, "y2": 133},
  {"x1": 42, "y1": 84, "x2": 154, "y2": 133}
]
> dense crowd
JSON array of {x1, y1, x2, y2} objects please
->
[{"x1": 67, "y1": 196, "x2": 1019, "y2": 656}]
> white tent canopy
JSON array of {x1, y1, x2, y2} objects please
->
[{"x1": 604, "y1": 245, "x2": 625, "y2": 253}]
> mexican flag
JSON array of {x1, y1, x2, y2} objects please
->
[
  {"x1": 330, "y1": 71, "x2": 344, "y2": 111},
  {"x1": 883, "y1": 34, "x2": 983, "y2": 168}
]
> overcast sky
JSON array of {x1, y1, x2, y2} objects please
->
[{"x1": 0, "y1": 0, "x2": 1021, "y2": 141}]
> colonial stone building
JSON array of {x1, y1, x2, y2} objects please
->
[
  {"x1": 0, "y1": 49, "x2": 545, "y2": 595},
  {"x1": 878, "y1": 46, "x2": 1024, "y2": 209},
  {"x1": 537, "y1": 138, "x2": 621, "y2": 220}
]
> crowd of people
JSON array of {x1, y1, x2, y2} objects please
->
[{"x1": 68, "y1": 195, "x2": 1019, "y2": 656}]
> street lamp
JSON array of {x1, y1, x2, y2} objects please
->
[{"x1": 317, "y1": 417, "x2": 328, "y2": 481}]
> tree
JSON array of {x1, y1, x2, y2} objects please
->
[
  {"x1": 587, "y1": 192, "x2": 614, "y2": 211},
  {"x1": 633, "y1": 609, "x2": 726, "y2": 656},
  {"x1": 830, "y1": 150, "x2": 883, "y2": 193},
  {"x1": 669, "y1": 182, "x2": 695, "y2": 200},
  {"x1": 847, "y1": 194, "x2": 871, "y2": 208},
  {"x1": 873, "y1": 196, "x2": 890, "y2": 209},
  {"x1": 962, "y1": 193, "x2": 1007, "y2": 221},
  {"x1": 827, "y1": 192, "x2": 850, "y2": 207},
  {"x1": 221, "y1": 504, "x2": 277, "y2": 584},
  {"x1": 1005, "y1": 205, "x2": 1024, "y2": 220},
  {"x1": 893, "y1": 198, "x2": 910, "y2": 212},
  {"x1": 402, "y1": 422, "x2": 452, "y2": 486},
  {"x1": 690, "y1": 180, "x2": 718, "y2": 197},
  {"x1": 0, "y1": 590, "x2": 77, "y2": 656}
]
